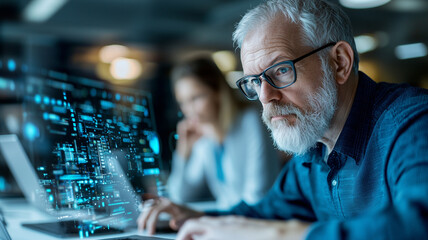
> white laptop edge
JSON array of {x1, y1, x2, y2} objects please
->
[{"x1": 0, "y1": 134, "x2": 142, "y2": 228}]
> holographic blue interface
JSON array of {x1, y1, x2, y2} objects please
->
[{"x1": 21, "y1": 70, "x2": 162, "y2": 221}]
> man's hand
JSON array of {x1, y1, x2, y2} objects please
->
[
  {"x1": 137, "y1": 197, "x2": 204, "y2": 235},
  {"x1": 176, "y1": 216, "x2": 311, "y2": 240}
]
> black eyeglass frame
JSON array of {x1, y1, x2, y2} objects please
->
[{"x1": 236, "y1": 42, "x2": 337, "y2": 100}]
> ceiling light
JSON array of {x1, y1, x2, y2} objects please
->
[
  {"x1": 339, "y1": 0, "x2": 390, "y2": 9},
  {"x1": 23, "y1": 0, "x2": 68, "y2": 22},
  {"x1": 395, "y1": 43, "x2": 427, "y2": 60},
  {"x1": 212, "y1": 51, "x2": 237, "y2": 72},
  {"x1": 110, "y1": 58, "x2": 142, "y2": 80},
  {"x1": 99, "y1": 45, "x2": 130, "y2": 63},
  {"x1": 354, "y1": 35, "x2": 378, "y2": 53}
]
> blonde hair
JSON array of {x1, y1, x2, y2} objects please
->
[{"x1": 171, "y1": 57, "x2": 240, "y2": 134}]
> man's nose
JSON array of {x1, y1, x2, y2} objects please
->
[{"x1": 258, "y1": 80, "x2": 282, "y2": 104}]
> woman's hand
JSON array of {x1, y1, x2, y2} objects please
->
[{"x1": 176, "y1": 119, "x2": 203, "y2": 160}]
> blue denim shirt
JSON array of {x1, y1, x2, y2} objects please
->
[{"x1": 213, "y1": 72, "x2": 428, "y2": 239}]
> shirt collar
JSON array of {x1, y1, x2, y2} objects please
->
[
  {"x1": 300, "y1": 71, "x2": 377, "y2": 165},
  {"x1": 332, "y1": 71, "x2": 377, "y2": 163}
]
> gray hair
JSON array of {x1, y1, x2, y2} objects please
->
[{"x1": 233, "y1": 0, "x2": 359, "y2": 73}]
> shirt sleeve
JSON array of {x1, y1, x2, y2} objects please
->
[
  {"x1": 210, "y1": 158, "x2": 317, "y2": 221},
  {"x1": 305, "y1": 108, "x2": 428, "y2": 240},
  {"x1": 167, "y1": 143, "x2": 212, "y2": 203}
]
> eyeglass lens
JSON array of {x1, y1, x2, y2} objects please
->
[{"x1": 240, "y1": 62, "x2": 295, "y2": 100}]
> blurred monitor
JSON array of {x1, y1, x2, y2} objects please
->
[
  {"x1": 21, "y1": 70, "x2": 163, "y2": 197},
  {"x1": 0, "y1": 63, "x2": 164, "y2": 230}
]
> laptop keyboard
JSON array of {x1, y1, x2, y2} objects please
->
[
  {"x1": 101, "y1": 235, "x2": 172, "y2": 240},
  {"x1": 22, "y1": 220, "x2": 123, "y2": 237}
]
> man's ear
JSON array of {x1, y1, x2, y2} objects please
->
[{"x1": 330, "y1": 41, "x2": 354, "y2": 85}]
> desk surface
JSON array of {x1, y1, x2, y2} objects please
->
[{"x1": 0, "y1": 198, "x2": 176, "y2": 240}]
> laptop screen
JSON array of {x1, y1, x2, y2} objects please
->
[{"x1": 11, "y1": 68, "x2": 163, "y2": 226}]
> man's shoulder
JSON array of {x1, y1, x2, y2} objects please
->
[
  {"x1": 373, "y1": 82, "x2": 428, "y2": 126},
  {"x1": 367, "y1": 83, "x2": 428, "y2": 155},
  {"x1": 371, "y1": 84, "x2": 428, "y2": 183},
  {"x1": 375, "y1": 82, "x2": 428, "y2": 105}
]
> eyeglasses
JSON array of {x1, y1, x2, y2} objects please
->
[{"x1": 235, "y1": 42, "x2": 336, "y2": 100}]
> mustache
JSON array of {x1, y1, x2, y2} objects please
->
[{"x1": 262, "y1": 101, "x2": 303, "y2": 121}]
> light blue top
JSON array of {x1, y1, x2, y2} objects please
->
[{"x1": 167, "y1": 108, "x2": 281, "y2": 210}]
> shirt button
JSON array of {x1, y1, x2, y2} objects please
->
[{"x1": 332, "y1": 179, "x2": 337, "y2": 186}]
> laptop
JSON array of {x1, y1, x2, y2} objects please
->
[
  {"x1": 0, "y1": 134, "x2": 172, "y2": 239},
  {"x1": 0, "y1": 221, "x2": 12, "y2": 240},
  {"x1": 0, "y1": 208, "x2": 12, "y2": 240}
]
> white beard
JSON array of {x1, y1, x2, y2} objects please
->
[{"x1": 262, "y1": 62, "x2": 337, "y2": 155}]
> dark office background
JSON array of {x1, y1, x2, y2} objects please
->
[{"x1": 1, "y1": 0, "x2": 428, "y2": 196}]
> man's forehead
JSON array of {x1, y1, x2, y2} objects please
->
[{"x1": 240, "y1": 16, "x2": 303, "y2": 73}]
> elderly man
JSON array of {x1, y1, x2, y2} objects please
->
[{"x1": 138, "y1": 0, "x2": 428, "y2": 239}]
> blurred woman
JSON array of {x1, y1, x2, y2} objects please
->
[{"x1": 167, "y1": 57, "x2": 281, "y2": 210}]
